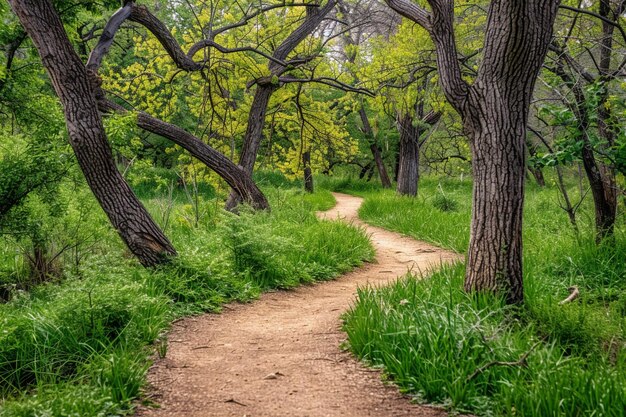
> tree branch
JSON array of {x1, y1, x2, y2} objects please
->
[
  {"x1": 278, "y1": 75, "x2": 374, "y2": 96},
  {"x1": 466, "y1": 340, "x2": 543, "y2": 381},
  {"x1": 98, "y1": 98, "x2": 269, "y2": 210},
  {"x1": 384, "y1": 0, "x2": 432, "y2": 31},
  {"x1": 86, "y1": 3, "x2": 132, "y2": 71}
]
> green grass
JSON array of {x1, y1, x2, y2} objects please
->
[
  {"x1": 0, "y1": 173, "x2": 373, "y2": 416},
  {"x1": 342, "y1": 175, "x2": 626, "y2": 416},
  {"x1": 345, "y1": 268, "x2": 626, "y2": 416}
]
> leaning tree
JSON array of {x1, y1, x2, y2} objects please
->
[
  {"x1": 8, "y1": 0, "x2": 177, "y2": 266},
  {"x1": 385, "y1": 0, "x2": 560, "y2": 303}
]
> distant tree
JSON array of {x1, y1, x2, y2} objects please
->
[{"x1": 540, "y1": 0, "x2": 626, "y2": 241}]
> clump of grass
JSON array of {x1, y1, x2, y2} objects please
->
[
  {"x1": 358, "y1": 191, "x2": 470, "y2": 252},
  {"x1": 432, "y1": 193, "x2": 459, "y2": 212},
  {"x1": 344, "y1": 267, "x2": 626, "y2": 416},
  {"x1": 314, "y1": 174, "x2": 384, "y2": 194},
  {"x1": 224, "y1": 195, "x2": 373, "y2": 289}
]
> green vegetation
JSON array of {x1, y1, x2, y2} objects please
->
[
  {"x1": 0, "y1": 175, "x2": 373, "y2": 416},
  {"x1": 342, "y1": 177, "x2": 626, "y2": 416},
  {"x1": 3, "y1": 0, "x2": 626, "y2": 415}
]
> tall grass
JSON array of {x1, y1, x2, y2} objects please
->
[
  {"x1": 0, "y1": 175, "x2": 373, "y2": 416},
  {"x1": 344, "y1": 268, "x2": 626, "y2": 416},
  {"x1": 342, "y1": 176, "x2": 626, "y2": 416}
]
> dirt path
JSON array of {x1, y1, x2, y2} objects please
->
[{"x1": 137, "y1": 193, "x2": 461, "y2": 417}]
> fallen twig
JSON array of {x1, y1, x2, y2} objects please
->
[
  {"x1": 466, "y1": 340, "x2": 543, "y2": 381},
  {"x1": 224, "y1": 398, "x2": 247, "y2": 407},
  {"x1": 559, "y1": 286, "x2": 580, "y2": 305}
]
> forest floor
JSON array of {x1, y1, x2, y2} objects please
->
[{"x1": 135, "y1": 193, "x2": 461, "y2": 417}]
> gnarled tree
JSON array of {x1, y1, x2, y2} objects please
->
[
  {"x1": 385, "y1": 0, "x2": 560, "y2": 303},
  {"x1": 8, "y1": 0, "x2": 177, "y2": 267},
  {"x1": 226, "y1": 0, "x2": 338, "y2": 209},
  {"x1": 88, "y1": 1, "x2": 270, "y2": 210}
]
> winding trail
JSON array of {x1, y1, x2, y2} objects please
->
[{"x1": 137, "y1": 193, "x2": 461, "y2": 417}]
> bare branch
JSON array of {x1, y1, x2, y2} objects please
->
[
  {"x1": 559, "y1": 286, "x2": 580, "y2": 305},
  {"x1": 86, "y1": 3, "x2": 132, "y2": 71},
  {"x1": 278, "y1": 75, "x2": 374, "y2": 96},
  {"x1": 466, "y1": 340, "x2": 543, "y2": 382}
]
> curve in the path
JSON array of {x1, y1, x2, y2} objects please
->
[{"x1": 136, "y1": 192, "x2": 461, "y2": 417}]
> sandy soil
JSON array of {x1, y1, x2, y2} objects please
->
[{"x1": 136, "y1": 192, "x2": 462, "y2": 417}]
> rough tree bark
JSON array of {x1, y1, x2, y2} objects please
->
[
  {"x1": 226, "y1": 0, "x2": 337, "y2": 209},
  {"x1": 386, "y1": 0, "x2": 560, "y2": 303},
  {"x1": 396, "y1": 110, "x2": 440, "y2": 196},
  {"x1": 9, "y1": 0, "x2": 177, "y2": 267}
]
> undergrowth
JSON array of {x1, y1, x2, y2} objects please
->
[{"x1": 0, "y1": 173, "x2": 372, "y2": 416}]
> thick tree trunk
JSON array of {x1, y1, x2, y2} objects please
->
[
  {"x1": 459, "y1": 1, "x2": 559, "y2": 304},
  {"x1": 302, "y1": 150, "x2": 314, "y2": 193},
  {"x1": 359, "y1": 106, "x2": 391, "y2": 188},
  {"x1": 396, "y1": 114, "x2": 420, "y2": 196},
  {"x1": 9, "y1": 0, "x2": 176, "y2": 266},
  {"x1": 463, "y1": 96, "x2": 526, "y2": 304}
]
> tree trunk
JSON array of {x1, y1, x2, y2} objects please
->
[
  {"x1": 302, "y1": 150, "x2": 314, "y2": 193},
  {"x1": 463, "y1": 95, "x2": 526, "y2": 304},
  {"x1": 225, "y1": 84, "x2": 275, "y2": 210},
  {"x1": 9, "y1": 0, "x2": 176, "y2": 266},
  {"x1": 396, "y1": 114, "x2": 420, "y2": 196},
  {"x1": 524, "y1": 137, "x2": 545, "y2": 187},
  {"x1": 225, "y1": 1, "x2": 336, "y2": 210},
  {"x1": 594, "y1": 0, "x2": 618, "y2": 239},
  {"x1": 528, "y1": 167, "x2": 545, "y2": 187},
  {"x1": 370, "y1": 143, "x2": 392, "y2": 188},
  {"x1": 459, "y1": 1, "x2": 559, "y2": 304},
  {"x1": 359, "y1": 106, "x2": 391, "y2": 188},
  {"x1": 238, "y1": 85, "x2": 277, "y2": 174},
  {"x1": 552, "y1": 60, "x2": 616, "y2": 240}
]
